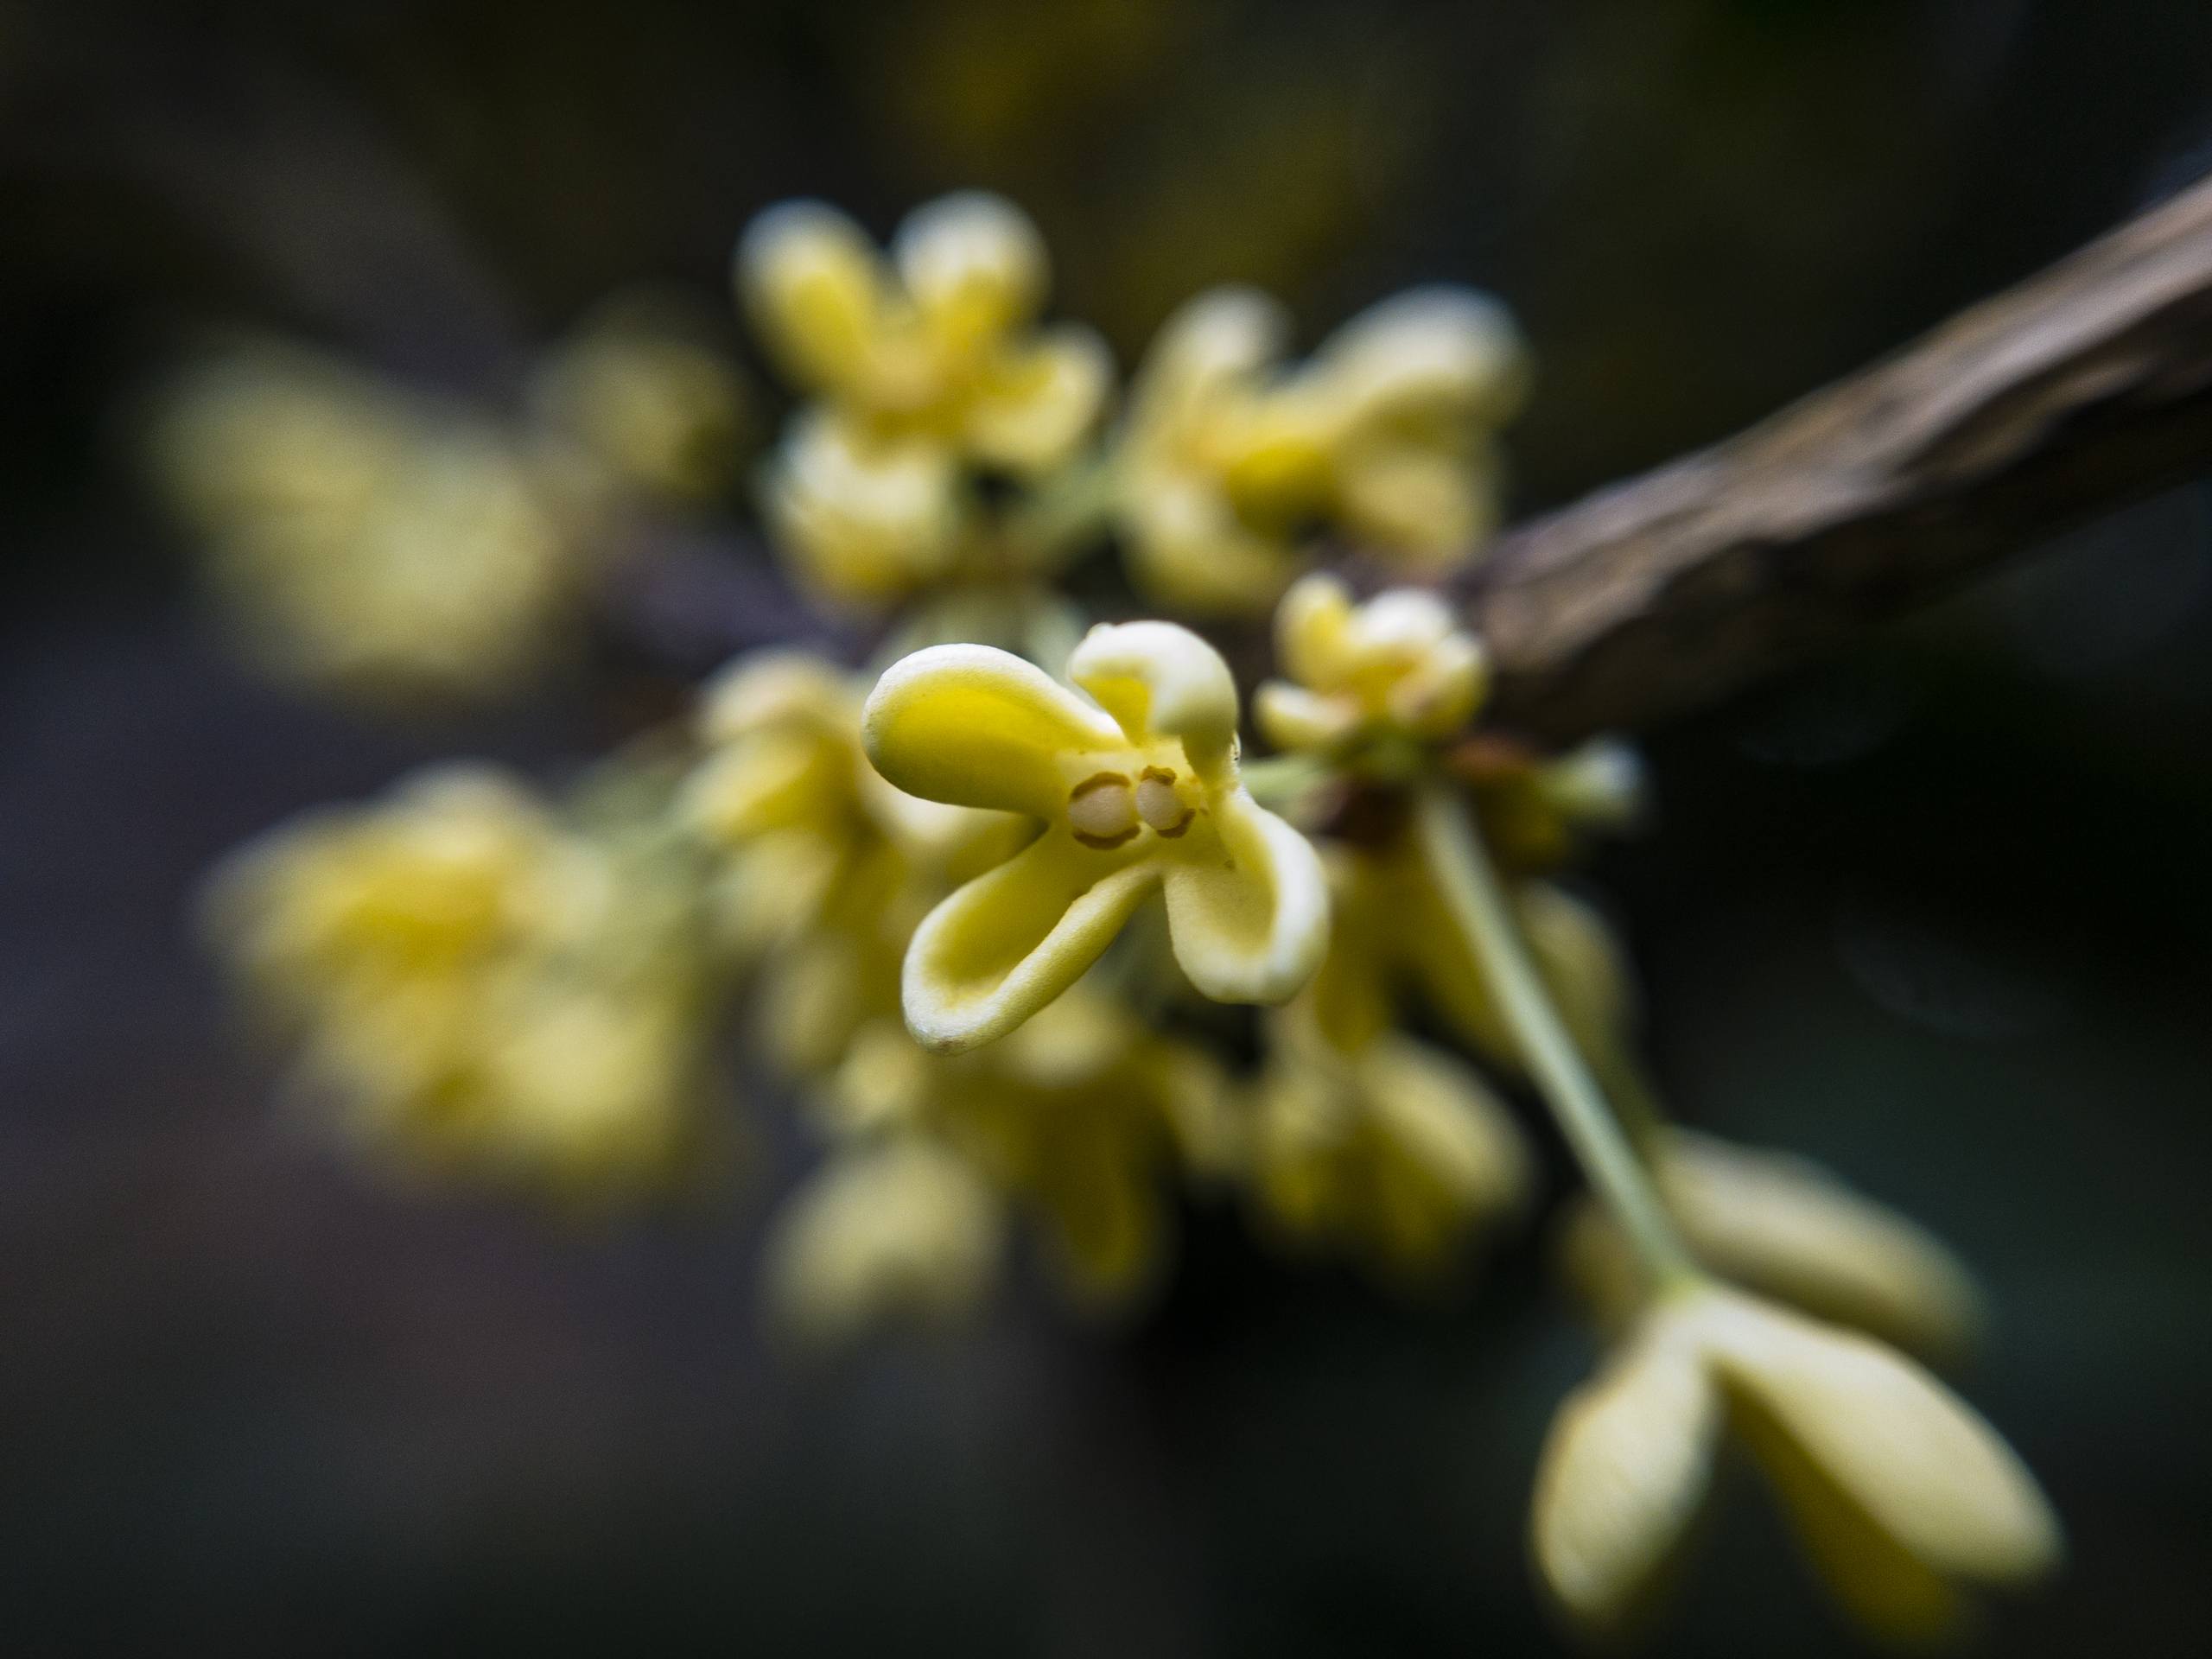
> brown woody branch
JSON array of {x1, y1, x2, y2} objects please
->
[{"x1": 1464, "y1": 173, "x2": 2212, "y2": 744}]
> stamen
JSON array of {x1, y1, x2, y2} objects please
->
[
  {"x1": 1068, "y1": 772, "x2": 1138, "y2": 849},
  {"x1": 1135, "y1": 766, "x2": 1195, "y2": 837}
]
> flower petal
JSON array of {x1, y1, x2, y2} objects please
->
[
  {"x1": 1310, "y1": 285, "x2": 1529, "y2": 438},
  {"x1": 1700, "y1": 1292, "x2": 2063, "y2": 1589},
  {"x1": 1068, "y1": 620, "x2": 1239, "y2": 780},
  {"x1": 964, "y1": 324, "x2": 1112, "y2": 473},
  {"x1": 764, "y1": 1138, "x2": 1004, "y2": 1345},
  {"x1": 1272, "y1": 571, "x2": 1357, "y2": 689},
  {"x1": 893, "y1": 191, "x2": 1047, "y2": 346},
  {"x1": 736, "y1": 201, "x2": 888, "y2": 396},
  {"x1": 1160, "y1": 791, "x2": 1328, "y2": 1006},
  {"x1": 1253, "y1": 681, "x2": 1353, "y2": 754},
  {"x1": 1122, "y1": 469, "x2": 1297, "y2": 615},
  {"x1": 1334, "y1": 440, "x2": 1497, "y2": 562},
  {"x1": 1127, "y1": 286, "x2": 1287, "y2": 430},
  {"x1": 863, "y1": 642, "x2": 1125, "y2": 817},
  {"x1": 902, "y1": 830, "x2": 1159, "y2": 1052},
  {"x1": 1532, "y1": 1313, "x2": 1723, "y2": 1632},
  {"x1": 1661, "y1": 1130, "x2": 1984, "y2": 1359}
]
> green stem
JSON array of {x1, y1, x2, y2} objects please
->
[{"x1": 1413, "y1": 782, "x2": 1697, "y2": 1289}]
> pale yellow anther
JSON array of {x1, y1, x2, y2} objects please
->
[
  {"x1": 1067, "y1": 774, "x2": 1138, "y2": 847},
  {"x1": 1135, "y1": 767, "x2": 1192, "y2": 836}
]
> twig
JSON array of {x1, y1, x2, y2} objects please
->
[{"x1": 1462, "y1": 173, "x2": 2212, "y2": 743}]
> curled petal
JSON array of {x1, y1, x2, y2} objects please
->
[
  {"x1": 681, "y1": 731, "x2": 842, "y2": 842},
  {"x1": 736, "y1": 201, "x2": 887, "y2": 395},
  {"x1": 1128, "y1": 286, "x2": 1288, "y2": 430},
  {"x1": 1068, "y1": 620, "x2": 1239, "y2": 780},
  {"x1": 1532, "y1": 1315, "x2": 1723, "y2": 1631},
  {"x1": 1122, "y1": 471, "x2": 1296, "y2": 615},
  {"x1": 1273, "y1": 571, "x2": 1356, "y2": 690},
  {"x1": 1312, "y1": 285, "x2": 1529, "y2": 438},
  {"x1": 1253, "y1": 681, "x2": 1354, "y2": 753},
  {"x1": 893, "y1": 191, "x2": 1047, "y2": 347},
  {"x1": 964, "y1": 325, "x2": 1112, "y2": 474},
  {"x1": 1700, "y1": 1294, "x2": 2062, "y2": 1591},
  {"x1": 864, "y1": 643, "x2": 1125, "y2": 817},
  {"x1": 696, "y1": 650, "x2": 858, "y2": 747},
  {"x1": 902, "y1": 830, "x2": 1159, "y2": 1052},
  {"x1": 1336, "y1": 441, "x2": 1497, "y2": 562},
  {"x1": 1160, "y1": 791, "x2": 1329, "y2": 1006}
]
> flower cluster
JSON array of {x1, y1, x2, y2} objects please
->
[
  {"x1": 190, "y1": 189, "x2": 2060, "y2": 1645},
  {"x1": 205, "y1": 764, "x2": 718, "y2": 1198},
  {"x1": 149, "y1": 296, "x2": 747, "y2": 705}
]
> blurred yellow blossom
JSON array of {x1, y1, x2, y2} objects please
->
[
  {"x1": 683, "y1": 649, "x2": 1017, "y2": 1071},
  {"x1": 1249, "y1": 1002, "x2": 1529, "y2": 1285},
  {"x1": 207, "y1": 765, "x2": 713, "y2": 1199},
  {"x1": 1116, "y1": 284, "x2": 1527, "y2": 613},
  {"x1": 530, "y1": 292, "x2": 750, "y2": 507},
  {"x1": 149, "y1": 345, "x2": 582, "y2": 705},
  {"x1": 1532, "y1": 1283, "x2": 2058, "y2": 1643},
  {"x1": 765, "y1": 1135, "x2": 1006, "y2": 1345},
  {"x1": 1559, "y1": 1129, "x2": 1985, "y2": 1360},
  {"x1": 862, "y1": 620, "x2": 1329, "y2": 1052},
  {"x1": 822, "y1": 989, "x2": 1233, "y2": 1312},
  {"x1": 739, "y1": 192, "x2": 1110, "y2": 473},
  {"x1": 1255, "y1": 574, "x2": 1488, "y2": 754}
]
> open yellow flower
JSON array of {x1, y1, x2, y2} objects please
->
[
  {"x1": 738, "y1": 192, "x2": 1109, "y2": 474},
  {"x1": 1559, "y1": 1128, "x2": 1985, "y2": 1360},
  {"x1": 862, "y1": 621, "x2": 1330, "y2": 1052},
  {"x1": 1533, "y1": 1283, "x2": 2059, "y2": 1643},
  {"x1": 1116, "y1": 284, "x2": 1527, "y2": 613},
  {"x1": 1255, "y1": 573, "x2": 1488, "y2": 753}
]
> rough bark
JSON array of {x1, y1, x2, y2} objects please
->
[{"x1": 1464, "y1": 174, "x2": 2212, "y2": 743}]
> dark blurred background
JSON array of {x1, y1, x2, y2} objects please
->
[{"x1": 5, "y1": 1, "x2": 2212, "y2": 1652}]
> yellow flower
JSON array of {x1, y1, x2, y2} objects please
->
[
  {"x1": 1532, "y1": 1283, "x2": 2059, "y2": 1643},
  {"x1": 1249, "y1": 1007, "x2": 1529, "y2": 1284},
  {"x1": 1255, "y1": 573, "x2": 1488, "y2": 753},
  {"x1": 861, "y1": 621, "x2": 1330, "y2": 1051},
  {"x1": 208, "y1": 765, "x2": 713, "y2": 1198},
  {"x1": 760, "y1": 410, "x2": 969, "y2": 607},
  {"x1": 738, "y1": 192, "x2": 1110, "y2": 473},
  {"x1": 149, "y1": 345, "x2": 580, "y2": 704},
  {"x1": 205, "y1": 765, "x2": 573, "y2": 1024},
  {"x1": 764, "y1": 1136, "x2": 1005, "y2": 1345},
  {"x1": 1116, "y1": 285, "x2": 1527, "y2": 613},
  {"x1": 825, "y1": 991, "x2": 1234, "y2": 1312},
  {"x1": 1559, "y1": 1128, "x2": 1985, "y2": 1360},
  {"x1": 529, "y1": 292, "x2": 749, "y2": 506}
]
